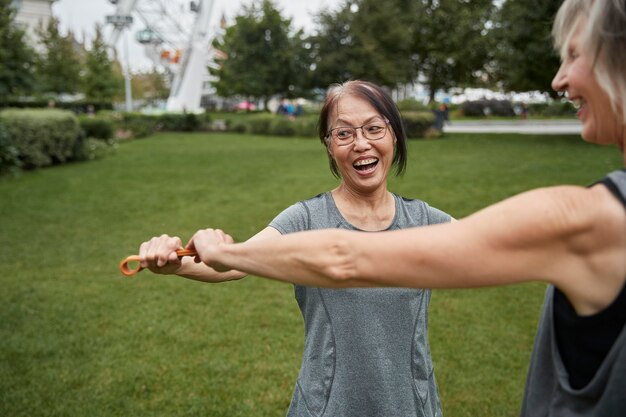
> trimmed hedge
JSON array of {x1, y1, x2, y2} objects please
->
[
  {"x1": 0, "y1": 109, "x2": 81, "y2": 169},
  {"x1": 461, "y1": 99, "x2": 515, "y2": 117},
  {"x1": 78, "y1": 116, "x2": 115, "y2": 140},
  {"x1": 0, "y1": 122, "x2": 21, "y2": 176},
  {"x1": 401, "y1": 111, "x2": 436, "y2": 138},
  {"x1": 246, "y1": 114, "x2": 275, "y2": 135}
]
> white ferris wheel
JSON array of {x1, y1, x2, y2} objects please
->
[{"x1": 106, "y1": 0, "x2": 217, "y2": 112}]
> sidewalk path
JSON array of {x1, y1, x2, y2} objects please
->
[{"x1": 443, "y1": 119, "x2": 581, "y2": 135}]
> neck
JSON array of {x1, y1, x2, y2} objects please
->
[
  {"x1": 331, "y1": 184, "x2": 395, "y2": 231},
  {"x1": 333, "y1": 183, "x2": 390, "y2": 207}
]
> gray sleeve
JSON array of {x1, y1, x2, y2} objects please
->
[
  {"x1": 425, "y1": 203, "x2": 452, "y2": 225},
  {"x1": 269, "y1": 201, "x2": 310, "y2": 235}
]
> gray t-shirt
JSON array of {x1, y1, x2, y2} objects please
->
[{"x1": 270, "y1": 192, "x2": 451, "y2": 417}]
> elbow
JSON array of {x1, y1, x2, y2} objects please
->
[{"x1": 322, "y1": 235, "x2": 359, "y2": 284}]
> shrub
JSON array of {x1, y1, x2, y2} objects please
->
[
  {"x1": 157, "y1": 113, "x2": 202, "y2": 132},
  {"x1": 269, "y1": 117, "x2": 297, "y2": 136},
  {"x1": 0, "y1": 122, "x2": 21, "y2": 176},
  {"x1": 460, "y1": 99, "x2": 515, "y2": 117},
  {"x1": 401, "y1": 111, "x2": 436, "y2": 139},
  {"x1": 79, "y1": 116, "x2": 114, "y2": 140},
  {"x1": 246, "y1": 114, "x2": 275, "y2": 135},
  {"x1": 0, "y1": 108, "x2": 80, "y2": 168},
  {"x1": 120, "y1": 113, "x2": 157, "y2": 138},
  {"x1": 293, "y1": 118, "x2": 318, "y2": 138},
  {"x1": 397, "y1": 99, "x2": 430, "y2": 112},
  {"x1": 73, "y1": 137, "x2": 114, "y2": 161},
  {"x1": 228, "y1": 120, "x2": 247, "y2": 133},
  {"x1": 528, "y1": 100, "x2": 576, "y2": 117}
]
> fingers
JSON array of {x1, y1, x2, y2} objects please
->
[
  {"x1": 188, "y1": 228, "x2": 234, "y2": 270},
  {"x1": 138, "y1": 234, "x2": 183, "y2": 271}
]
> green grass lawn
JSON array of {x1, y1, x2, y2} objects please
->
[{"x1": 0, "y1": 132, "x2": 622, "y2": 416}]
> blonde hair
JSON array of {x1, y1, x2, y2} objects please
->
[{"x1": 553, "y1": 0, "x2": 626, "y2": 125}]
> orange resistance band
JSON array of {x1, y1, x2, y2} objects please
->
[{"x1": 119, "y1": 249, "x2": 197, "y2": 277}]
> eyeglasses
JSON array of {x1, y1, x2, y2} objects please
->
[{"x1": 326, "y1": 118, "x2": 390, "y2": 146}]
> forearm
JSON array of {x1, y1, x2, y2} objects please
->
[
  {"x1": 206, "y1": 229, "x2": 372, "y2": 287},
  {"x1": 175, "y1": 257, "x2": 247, "y2": 283}
]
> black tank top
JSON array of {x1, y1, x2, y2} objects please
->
[{"x1": 554, "y1": 170, "x2": 626, "y2": 389}]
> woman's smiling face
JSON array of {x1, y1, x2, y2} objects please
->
[
  {"x1": 552, "y1": 17, "x2": 623, "y2": 146},
  {"x1": 326, "y1": 94, "x2": 396, "y2": 193}
]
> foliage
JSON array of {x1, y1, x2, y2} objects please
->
[
  {"x1": 78, "y1": 115, "x2": 115, "y2": 140},
  {"x1": 527, "y1": 99, "x2": 576, "y2": 117},
  {"x1": 269, "y1": 117, "x2": 297, "y2": 136},
  {"x1": 460, "y1": 99, "x2": 516, "y2": 117},
  {"x1": 307, "y1": 0, "x2": 416, "y2": 90},
  {"x1": 0, "y1": 121, "x2": 21, "y2": 175},
  {"x1": 411, "y1": 0, "x2": 496, "y2": 102},
  {"x1": 397, "y1": 99, "x2": 431, "y2": 112},
  {"x1": 83, "y1": 25, "x2": 121, "y2": 103},
  {"x1": 401, "y1": 111, "x2": 436, "y2": 138},
  {"x1": 492, "y1": 0, "x2": 562, "y2": 96},
  {"x1": 118, "y1": 113, "x2": 158, "y2": 139},
  {"x1": 72, "y1": 135, "x2": 115, "y2": 161},
  {"x1": 0, "y1": 108, "x2": 80, "y2": 168},
  {"x1": 156, "y1": 113, "x2": 203, "y2": 132},
  {"x1": 35, "y1": 17, "x2": 82, "y2": 95},
  {"x1": 293, "y1": 117, "x2": 319, "y2": 137},
  {"x1": 130, "y1": 68, "x2": 170, "y2": 103},
  {"x1": 210, "y1": 0, "x2": 310, "y2": 105},
  {"x1": 0, "y1": 0, "x2": 37, "y2": 100},
  {"x1": 245, "y1": 113, "x2": 276, "y2": 135}
]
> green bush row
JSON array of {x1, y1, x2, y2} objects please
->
[
  {"x1": 220, "y1": 112, "x2": 437, "y2": 139},
  {"x1": 0, "y1": 109, "x2": 115, "y2": 175},
  {"x1": 76, "y1": 110, "x2": 439, "y2": 141}
]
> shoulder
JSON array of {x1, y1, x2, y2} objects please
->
[
  {"x1": 507, "y1": 185, "x2": 626, "y2": 313},
  {"x1": 269, "y1": 193, "x2": 328, "y2": 234},
  {"x1": 395, "y1": 194, "x2": 452, "y2": 225}
]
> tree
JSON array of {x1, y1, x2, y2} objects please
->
[
  {"x1": 308, "y1": 0, "x2": 416, "y2": 90},
  {"x1": 131, "y1": 68, "x2": 169, "y2": 105},
  {"x1": 82, "y1": 25, "x2": 121, "y2": 103},
  {"x1": 492, "y1": 0, "x2": 562, "y2": 96},
  {"x1": 306, "y1": 2, "x2": 357, "y2": 90},
  {"x1": 210, "y1": 0, "x2": 310, "y2": 107},
  {"x1": 0, "y1": 0, "x2": 37, "y2": 100},
  {"x1": 35, "y1": 17, "x2": 82, "y2": 95},
  {"x1": 411, "y1": 0, "x2": 495, "y2": 102}
]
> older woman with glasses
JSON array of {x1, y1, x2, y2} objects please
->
[
  {"x1": 136, "y1": 80, "x2": 452, "y2": 417},
  {"x1": 188, "y1": 0, "x2": 626, "y2": 415}
]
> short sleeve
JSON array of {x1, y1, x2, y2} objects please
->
[
  {"x1": 425, "y1": 203, "x2": 451, "y2": 225},
  {"x1": 269, "y1": 201, "x2": 310, "y2": 235}
]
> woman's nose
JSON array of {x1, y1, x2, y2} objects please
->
[
  {"x1": 551, "y1": 62, "x2": 567, "y2": 93},
  {"x1": 353, "y1": 129, "x2": 371, "y2": 148}
]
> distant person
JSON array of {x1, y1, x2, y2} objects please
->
[
  {"x1": 520, "y1": 103, "x2": 529, "y2": 120},
  {"x1": 187, "y1": 1, "x2": 626, "y2": 415},
  {"x1": 137, "y1": 80, "x2": 452, "y2": 417},
  {"x1": 276, "y1": 99, "x2": 288, "y2": 115}
]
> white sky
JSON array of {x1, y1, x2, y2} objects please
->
[{"x1": 52, "y1": 0, "x2": 341, "y2": 71}]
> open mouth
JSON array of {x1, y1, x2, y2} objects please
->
[{"x1": 353, "y1": 157, "x2": 379, "y2": 172}]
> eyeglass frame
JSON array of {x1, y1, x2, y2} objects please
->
[{"x1": 325, "y1": 118, "x2": 390, "y2": 146}]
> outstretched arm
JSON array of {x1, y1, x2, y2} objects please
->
[
  {"x1": 139, "y1": 226, "x2": 281, "y2": 283},
  {"x1": 192, "y1": 184, "x2": 626, "y2": 315}
]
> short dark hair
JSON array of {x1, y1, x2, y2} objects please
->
[{"x1": 318, "y1": 80, "x2": 408, "y2": 178}]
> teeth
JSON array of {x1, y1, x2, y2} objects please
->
[
  {"x1": 571, "y1": 98, "x2": 585, "y2": 110},
  {"x1": 354, "y1": 158, "x2": 378, "y2": 166}
]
